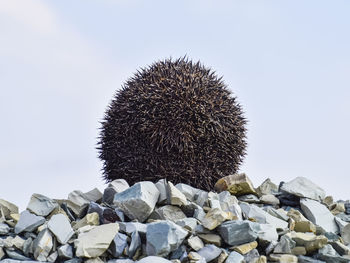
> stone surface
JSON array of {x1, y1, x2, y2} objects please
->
[
  {"x1": 201, "y1": 208, "x2": 232, "y2": 230},
  {"x1": 155, "y1": 179, "x2": 168, "y2": 204},
  {"x1": 0, "y1": 223, "x2": 10, "y2": 235},
  {"x1": 74, "y1": 223, "x2": 119, "y2": 258},
  {"x1": 273, "y1": 234, "x2": 296, "y2": 254},
  {"x1": 146, "y1": 220, "x2": 188, "y2": 257},
  {"x1": 300, "y1": 198, "x2": 338, "y2": 233},
  {"x1": 167, "y1": 182, "x2": 187, "y2": 206},
  {"x1": 240, "y1": 203, "x2": 288, "y2": 229},
  {"x1": 217, "y1": 220, "x2": 259, "y2": 246},
  {"x1": 113, "y1": 181, "x2": 159, "y2": 222},
  {"x1": 128, "y1": 230, "x2": 141, "y2": 258},
  {"x1": 58, "y1": 244, "x2": 73, "y2": 259},
  {"x1": 151, "y1": 205, "x2": 186, "y2": 222},
  {"x1": 26, "y1": 193, "x2": 58, "y2": 217},
  {"x1": 67, "y1": 190, "x2": 91, "y2": 218},
  {"x1": 197, "y1": 244, "x2": 221, "y2": 262},
  {"x1": 14, "y1": 210, "x2": 45, "y2": 234},
  {"x1": 33, "y1": 228, "x2": 53, "y2": 261},
  {"x1": 256, "y1": 178, "x2": 279, "y2": 197},
  {"x1": 0, "y1": 199, "x2": 19, "y2": 220},
  {"x1": 109, "y1": 232, "x2": 128, "y2": 258},
  {"x1": 225, "y1": 251, "x2": 245, "y2": 263},
  {"x1": 341, "y1": 222, "x2": 350, "y2": 244},
  {"x1": 48, "y1": 214, "x2": 74, "y2": 244},
  {"x1": 137, "y1": 256, "x2": 172, "y2": 263},
  {"x1": 187, "y1": 235, "x2": 204, "y2": 251},
  {"x1": 214, "y1": 173, "x2": 257, "y2": 196},
  {"x1": 280, "y1": 177, "x2": 326, "y2": 201},
  {"x1": 269, "y1": 253, "x2": 298, "y2": 262},
  {"x1": 287, "y1": 208, "x2": 316, "y2": 233},
  {"x1": 260, "y1": 194, "x2": 280, "y2": 206},
  {"x1": 198, "y1": 233, "x2": 222, "y2": 246},
  {"x1": 233, "y1": 241, "x2": 258, "y2": 255}
]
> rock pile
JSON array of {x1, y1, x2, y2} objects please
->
[{"x1": 1, "y1": 175, "x2": 350, "y2": 263}]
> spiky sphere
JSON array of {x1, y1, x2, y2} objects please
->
[{"x1": 98, "y1": 57, "x2": 247, "y2": 190}]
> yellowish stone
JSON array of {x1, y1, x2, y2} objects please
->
[
  {"x1": 198, "y1": 233, "x2": 222, "y2": 246},
  {"x1": 201, "y1": 208, "x2": 231, "y2": 230},
  {"x1": 291, "y1": 246, "x2": 306, "y2": 255},
  {"x1": 269, "y1": 254, "x2": 298, "y2": 262},
  {"x1": 214, "y1": 173, "x2": 256, "y2": 196},
  {"x1": 232, "y1": 241, "x2": 258, "y2": 255}
]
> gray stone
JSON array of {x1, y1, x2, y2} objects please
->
[
  {"x1": 187, "y1": 235, "x2": 204, "y2": 251},
  {"x1": 67, "y1": 190, "x2": 91, "y2": 218},
  {"x1": 273, "y1": 234, "x2": 296, "y2": 254},
  {"x1": 48, "y1": 214, "x2": 74, "y2": 244},
  {"x1": 197, "y1": 244, "x2": 221, "y2": 262},
  {"x1": 128, "y1": 231, "x2": 141, "y2": 258},
  {"x1": 58, "y1": 244, "x2": 73, "y2": 259},
  {"x1": 240, "y1": 203, "x2": 288, "y2": 229},
  {"x1": 64, "y1": 259, "x2": 83, "y2": 263},
  {"x1": 300, "y1": 198, "x2": 338, "y2": 233},
  {"x1": 193, "y1": 206, "x2": 206, "y2": 221},
  {"x1": 167, "y1": 182, "x2": 187, "y2": 206},
  {"x1": 257, "y1": 223, "x2": 279, "y2": 243},
  {"x1": 336, "y1": 213, "x2": 350, "y2": 222},
  {"x1": 26, "y1": 193, "x2": 58, "y2": 217},
  {"x1": 0, "y1": 247, "x2": 4, "y2": 260},
  {"x1": 264, "y1": 207, "x2": 289, "y2": 221},
  {"x1": 150, "y1": 205, "x2": 186, "y2": 222},
  {"x1": 47, "y1": 251, "x2": 58, "y2": 263},
  {"x1": 114, "y1": 181, "x2": 160, "y2": 222},
  {"x1": 84, "y1": 188, "x2": 103, "y2": 203},
  {"x1": 260, "y1": 194, "x2": 280, "y2": 205},
  {"x1": 74, "y1": 223, "x2": 119, "y2": 258},
  {"x1": 317, "y1": 244, "x2": 350, "y2": 263},
  {"x1": 243, "y1": 249, "x2": 260, "y2": 262},
  {"x1": 237, "y1": 194, "x2": 260, "y2": 203},
  {"x1": 280, "y1": 177, "x2": 326, "y2": 201},
  {"x1": 109, "y1": 179, "x2": 130, "y2": 193},
  {"x1": 193, "y1": 190, "x2": 209, "y2": 207},
  {"x1": 218, "y1": 191, "x2": 242, "y2": 220},
  {"x1": 0, "y1": 260, "x2": 49, "y2": 263},
  {"x1": 146, "y1": 220, "x2": 188, "y2": 257},
  {"x1": 298, "y1": 256, "x2": 326, "y2": 263},
  {"x1": 102, "y1": 187, "x2": 117, "y2": 204},
  {"x1": 155, "y1": 179, "x2": 168, "y2": 204},
  {"x1": 225, "y1": 251, "x2": 245, "y2": 263},
  {"x1": 107, "y1": 260, "x2": 134, "y2": 263},
  {"x1": 118, "y1": 222, "x2": 147, "y2": 236},
  {"x1": 175, "y1": 183, "x2": 200, "y2": 202},
  {"x1": 256, "y1": 178, "x2": 279, "y2": 197},
  {"x1": 217, "y1": 220, "x2": 259, "y2": 246},
  {"x1": 14, "y1": 210, "x2": 45, "y2": 234},
  {"x1": 137, "y1": 256, "x2": 172, "y2": 263},
  {"x1": 109, "y1": 232, "x2": 128, "y2": 258},
  {"x1": 33, "y1": 229, "x2": 53, "y2": 261},
  {"x1": 0, "y1": 223, "x2": 10, "y2": 235},
  {"x1": 175, "y1": 217, "x2": 198, "y2": 232},
  {"x1": 3, "y1": 250, "x2": 32, "y2": 261},
  {"x1": 341, "y1": 223, "x2": 350, "y2": 244},
  {"x1": 0, "y1": 199, "x2": 18, "y2": 220}
]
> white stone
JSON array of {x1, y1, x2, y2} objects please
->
[
  {"x1": 168, "y1": 182, "x2": 188, "y2": 206},
  {"x1": 137, "y1": 256, "x2": 172, "y2": 263},
  {"x1": 48, "y1": 214, "x2": 74, "y2": 244},
  {"x1": 114, "y1": 181, "x2": 159, "y2": 222},
  {"x1": 109, "y1": 179, "x2": 130, "y2": 193},
  {"x1": 74, "y1": 223, "x2": 119, "y2": 258},
  {"x1": 280, "y1": 177, "x2": 326, "y2": 201},
  {"x1": 33, "y1": 229, "x2": 53, "y2": 261},
  {"x1": 300, "y1": 198, "x2": 338, "y2": 233}
]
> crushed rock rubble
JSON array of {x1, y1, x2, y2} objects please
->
[{"x1": 0, "y1": 175, "x2": 350, "y2": 262}]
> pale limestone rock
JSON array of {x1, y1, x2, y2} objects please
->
[
  {"x1": 214, "y1": 173, "x2": 257, "y2": 196},
  {"x1": 187, "y1": 235, "x2": 204, "y2": 251},
  {"x1": 269, "y1": 254, "x2": 298, "y2": 262},
  {"x1": 280, "y1": 177, "x2": 326, "y2": 201},
  {"x1": 26, "y1": 193, "x2": 58, "y2": 217},
  {"x1": 233, "y1": 241, "x2": 258, "y2": 255},
  {"x1": 72, "y1": 212, "x2": 99, "y2": 230},
  {"x1": 167, "y1": 182, "x2": 188, "y2": 206},
  {"x1": 256, "y1": 178, "x2": 278, "y2": 197},
  {"x1": 74, "y1": 223, "x2": 119, "y2": 258},
  {"x1": 201, "y1": 208, "x2": 232, "y2": 230},
  {"x1": 47, "y1": 214, "x2": 74, "y2": 244},
  {"x1": 198, "y1": 233, "x2": 222, "y2": 246},
  {"x1": 33, "y1": 228, "x2": 53, "y2": 261}
]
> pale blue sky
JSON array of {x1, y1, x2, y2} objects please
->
[{"x1": 1, "y1": 0, "x2": 349, "y2": 210}]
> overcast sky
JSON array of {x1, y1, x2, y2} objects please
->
[{"x1": 1, "y1": 0, "x2": 349, "y2": 211}]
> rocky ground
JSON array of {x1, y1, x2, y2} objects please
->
[{"x1": 1, "y1": 174, "x2": 350, "y2": 263}]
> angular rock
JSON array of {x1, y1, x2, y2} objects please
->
[
  {"x1": 256, "y1": 178, "x2": 279, "y2": 197},
  {"x1": 215, "y1": 173, "x2": 256, "y2": 196},
  {"x1": 67, "y1": 190, "x2": 91, "y2": 218},
  {"x1": 317, "y1": 244, "x2": 350, "y2": 263},
  {"x1": 187, "y1": 235, "x2": 204, "y2": 251},
  {"x1": 0, "y1": 223, "x2": 10, "y2": 235},
  {"x1": 57, "y1": 244, "x2": 73, "y2": 259},
  {"x1": 269, "y1": 253, "x2": 298, "y2": 262},
  {"x1": 74, "y1": 223, "x2": 119, "y2": 258},
  {"x1": 217, "y1": 191, "x2": 242, "y2": 220},
  {"x1": 167, "y1": 182, "x2": 187, "y2": 206},
  {"x1": 175, "y1": 217, "x2": 197, "y2": 232},
  {"x1": 197, "y1": 244, "x2": 221, "y2": 262},
  {"x1": 128, "y1": 230, "x2": 141, "y2": 258},
  {"x1": 256, "y1": 223, "x2": 279, "y2": 243},
  {"x1": 233, "y1": 241, "x2": 258, "y2": 255},
  {"x1": 4, "y1": 249, "x2": 32, "y2": 261},
  {"x1": 264, "y1": 207, "x2": 289, "y2": 222},
  {"x1": 109, "y1": 232, "x2": 128, "y2": 258},
  {"x1": 175, "y1": 183, "x2": 201, "y2": 202},
  {"x1": 14, "y1": 210, "x2": 45, "y2": 234},
  {"x1": 240, "y1": 203, "x2": 288, "y2": 229},
  {"x1": 113, "y1": 181, "x2": 159, "y2": 222},
  {"x1": 225, "y1": 251, "x2": 245, "y2": 263},
  {"x1": 150, "y1": 205, "x2": 186, "y2": 222},
  {"x1": 273, "y1": 234, "x2": 296, "y2": 254},
  {"x1": 146, "y1": 220, "x2": 188, "y2": 257},
  {"x1": 280, "y1": 177, "x2": 326, "y2": 201},
  {"x1": 11, "y1": 235, "x2": 25, "y2": 250},
  {"x1": 73, "y1": 212, "x2": 99, "y2": 230},
  {"x1": 155, "y1": 179, "x2": 168, "y2": 204},
  {"x1": 47, "y1": 251, "x2": 58, "y2": 262},
  {"x1": 287, "y1": 232, "x2": 328, "y2": 253},
  {"x1": 33, "y1": 228, "x2": 53, "y2": 261},
  {"x1": 218, "y1": 220, "x2": 259, "y2": 246},
  {"x1": 0, "y1": 199, "x2": 18, "y2": 220},
  {"x1": 84, "y1": 188, "x2": 103, "y2": 203},
  {"x1": 201, "y1": 208, "x2": 232, "y2": 230},
  {"x1": 300, "y1": 198, "x2": 338, "y2": 233},
  {"x1": 298, "y1": 255, "x2": 326, "y2": 263},
  {"x1": 48, "y1": 214, "x2": 74, "y2": 244},
  {"x1": 198, "y1": 233, "x2": 222, "y2": 246},
  {"x1": 238, "y1": 194, "x2": 260, "y2": 203},
  {"x1": 26, "y1": 194, "x2": 58, "y2": 217},
  {"x1": 260, "y1": 194, "x2": 280, "y2": 206},
  {"x1": 341, "y1": 223, "x2": 350, "y2": 244},
  {"x1": 287, "y1": 208, "x2": 316, "y2": 233}
]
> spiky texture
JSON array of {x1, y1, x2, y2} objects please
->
[{"x1": 98, "y1": 57, "x2": 247, "y2": 190}]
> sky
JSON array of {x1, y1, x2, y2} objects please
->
[{"x1": 0, "y1": 0, "x2": 349, "y2": 211}]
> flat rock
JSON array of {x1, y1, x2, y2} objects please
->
[
  {"x1": 187, "y1": 235, "x2": 204, "y2": 251},
  {"x1": 0, "y1": 199, "x2": 18, "y2": 220},
  {"x1": 273, "y1": 234, "x2": 296, "y2": 254},
  {"x1": 67, "y1": 190, "x2": 91, "y2": 218},
  {"x1": 114, "y1": 181, "x2": 159, "y2": 222},
  {"x1": 300, "y1": 198, "x2": 338, "y2": 233},
  {"x1": 155, "y1": 179, "x2": 168, "y2": 204},
  {"x1": 48, "y1": 214, "x2": 74, "y2": 244},
  {"x1": 0, "y1": 223, "x2": 10, "y2": 235},
  {"x1": 341, "y1": 223, "x2": 350, "y2": 244},
  {"x1": 198, "y1": 233, "x2": 222, "y2": 246},
  {"x1": 167, "y1": 182, "x2": 187, "y2": 206},
  {"x1": 150, "y1": 205, "x2": 186, "y2": 222},
  {"x1": 197, "y1": 244, "x2": 221, "y2": 262},
  {"x1": 269, "y1": 254, "x2": 298, "y2": 262},
  {"x1": 74, "y1": 223, "x2": 119, "y2": 258},
  {"x1": 280, "y1": 177, "x2": 326, "y2": 201},
  {"x1": 14, "y1": 210, "x2": 45, "y2": 234},
  {"x1": 217, "y1": 191, "x2": 242, "y2": 220},
  {"x1": 109, "y1": 232, "x2": 128, "y2": 258},
  {"x1": 240, "y1": 203, "x2": 288, "y2": 229},
  {"x1": 201, "y1": 208, "x2": 232, "y2": 230},
  {"x1": 175, "y1": 217, "x2": 198, "y2": 232},
  {"x1": 175, "y1": 183, "x2": 201, "y2": 202},
  {"x1": 84, "y1": 188, "x2": 103, "y2": 203},
  {"x1": 146, "y1": 220, "x2": 188, "y2": 257},
  {"x1": 256, "y1": 178, "x2": 278, "y2": 197},
  {"x1": 214, "y1": 173, "x2": 257, "y2": 196},
  {"x1": 217, "y1": 220, "x2": 260, "y2": 246},
  {"x1": 26, "y1": 194, "x2": 58, "y2": 217},
  {"x1": 233, "y1": 241, "x2": 258, "y2": 255},
  {"x1": 260, "y1": 194, "x2": 280, "y2": 206},
  {"x1": 57, "y1": 244, "x2": 73, "y2": 259}
]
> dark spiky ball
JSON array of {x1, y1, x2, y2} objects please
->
[{"x1": 98, "y1": 57, "x2": 247, "y2": 191}]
